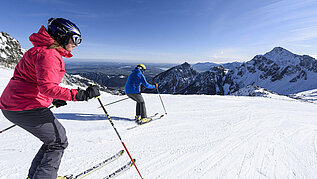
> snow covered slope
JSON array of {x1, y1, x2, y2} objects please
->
[
  {"x1": 231, "y1": 85, "x2": 281, "y2": 97},
  {"x1": 289, "y1": 89, "x2": 317, "y2": 103},
  {"x1": 1, "y1": 68, "x2": 317, "y2": 179}
]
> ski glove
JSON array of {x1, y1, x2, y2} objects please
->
[
  {"x1": 52, "y1": 99, "x2": 67, "y2": 108},
  {"x1": 76, "y1": 85, "x2": 101, "y2": 101}
]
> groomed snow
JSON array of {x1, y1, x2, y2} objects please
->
[{"x1": 1, "y1": 67, "x2": 317, "y2": 179}]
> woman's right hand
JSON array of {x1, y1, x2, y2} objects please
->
[{"x1": 75, "y1": 85, "x2": 100, "y2": 101}]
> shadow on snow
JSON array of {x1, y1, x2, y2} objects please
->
[{"x1": 54, "y1": 113, "x2": 134, "y2": 121}]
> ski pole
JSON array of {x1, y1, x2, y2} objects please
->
[
  {"x1": 0, "y1": 124, "x2": 16, "y2": 134},
  {"x1": 0, "y1": 105, "x2": 55, "y2": 134},
  {"x1": 98, "y1": 97, "x2": 129, "y2": 108},
  {"x1": 156, "y1": 84, "x2": 167, "y2": 115},
  {"x1": 96, "y1": 97, "x2": 144, "y2": 179}
]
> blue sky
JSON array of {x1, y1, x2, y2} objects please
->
[{"x1": 1, "y1": 0, "x2": 317, "y2": 64}]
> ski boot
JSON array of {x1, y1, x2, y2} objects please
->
[
  {"x1": 135, "y1": 115, "x2": 141, "y2": 124},
  {"x1": 139, "y1": 117, "x2": 152, "y2": 124}
]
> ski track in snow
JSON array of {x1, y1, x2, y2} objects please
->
[
  {"x1": 1, "y1": 95, "x2": 317, "y2": 179},
  {"x1": 315, "y1": 132, "x2": 317, "y2": 155},
  {"x1": 1, "y1": 68, "x2": 317, "y2": 178}
]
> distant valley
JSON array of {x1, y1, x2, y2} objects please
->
[{"x1": 65, "y1": 61, "x2": 177, "y2": 92}]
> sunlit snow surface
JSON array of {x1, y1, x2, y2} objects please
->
[{"x1": 1, "y1": 67, "x2": 317, "y2": 179}]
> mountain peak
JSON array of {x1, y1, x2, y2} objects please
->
[
  {"x1": 181, "y1": 62, "x2": 190, "y2": 68},
  {"x1": 265, "y1": 47, "x2": 293, "y2": 57},
  {"x1": 263, "y1": 47, "x2": 298, "y2": 65},
  {"x1": 271, "y1": 46, "x2": 288, "y2": 52}
]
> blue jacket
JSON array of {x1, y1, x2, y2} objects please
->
[{"x1": 125, "y1": 67, "x2": 155, "y2": 94}]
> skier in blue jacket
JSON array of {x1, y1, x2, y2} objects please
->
[{"x1": 125, "y1": 64, "x2": 157, "y2": 124}]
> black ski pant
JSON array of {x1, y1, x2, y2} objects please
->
[
  {"x1": 127, "y1": 93, "x2": 147, "y2": 118},
  {"x1": 1, "y1": 108, "x2": 68, "y2": 179}
]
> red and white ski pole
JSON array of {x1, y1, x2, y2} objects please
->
[{"x1": 96, "y1": 97, "x2": 144, "y2": 179}]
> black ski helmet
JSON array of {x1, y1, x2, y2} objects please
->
[{"x1": 47, "y1": 18, "x2": 82, "y2": 47}]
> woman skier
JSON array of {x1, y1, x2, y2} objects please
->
[
  {"x1": 0, "y1": 18, "x2": 100, "y2": 179},
  {"x1": 125, "y1": 64, "x2": 158, "y2": 124}
]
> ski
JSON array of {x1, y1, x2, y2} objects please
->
[
  {"x1": 139, "y1": 113, "x2": 164, "y2": 125},
  {"x1": 141, "y1": 112, "x2": 159, "y2": 121},
  {"x1": 60, "y1": 150, "x2": 125, "y2": 179},
  {"x1": 103, "y1": 159, "x2": 136, "y2": 179},
  {"x1": 150, "y1": 112, "x2": 159, "y2": 118},
  {"x1": 127, "y1": 113, "x2": 165, "y2": 130},
  {"x1": 135, "y1": 113, "x2": 159, "y2": 125}
]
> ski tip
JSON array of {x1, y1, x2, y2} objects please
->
[
  {"x1": 131, "y1": 159, "x2": 136, "y2": 166},
  {"x1": 120, "y1": 150, "x2": 125, "y2": 155},
  {"x1": 57, "y1": 175, "x2": 73, "y2": 179}
]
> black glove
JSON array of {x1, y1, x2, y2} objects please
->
[
  {"x1": 75, "y1": 85, "x2": 100, "y2": 101},
  {"x1": 52, "y1": 99, "x2": 67, "y2": 108}
]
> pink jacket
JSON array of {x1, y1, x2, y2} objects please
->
[{"x1": 0, "y1": 26, "x2": 78, "y2": 111}]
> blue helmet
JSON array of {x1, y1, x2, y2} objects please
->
[{"x1": 47, "y1": 18, "x2": 82, "y2": 47}]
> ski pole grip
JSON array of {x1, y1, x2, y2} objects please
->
[{"x1": 89, "y1": 84, "x2": 101, "y2": 99}]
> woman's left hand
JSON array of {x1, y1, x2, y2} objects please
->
[{"x1": 52, "y1": 99, "x2": 67, "y2": 108}]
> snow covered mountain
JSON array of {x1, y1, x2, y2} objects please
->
[
  {"x1": 234, "y1": 47, "x2": 317, "y2": 95},
  {"x1": 179, "y1": 66, "x2": 237, "y2": 95},
  {"x1": 150, "y1": 62, "x2": 199, "y2": 94},
  {"x1": 0, "y1": 32, "x2": 25, "y2": 68},
  {"x1": 192, "y1": 61, "x2": 242, "y2": 72},
  {"x1": 155, "y1": 47, "x2": 317, "y2": 95},
  {"x1": 192, "y1": 62, "x2": 219, "y2": 72}
]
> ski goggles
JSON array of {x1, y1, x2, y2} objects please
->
[
  {"x1": 72, "y1": 34, "x2": 82, "y2": 46},
  {"x1": 138, "y1": 67, "x2": 146, "y2": 73}
]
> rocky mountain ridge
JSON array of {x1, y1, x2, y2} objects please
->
[
  {"x1": 153, "y1": 47, "x2": 317, "y2": 96},
  {"x1": 0, "y1": 32, "x2": 25, "y2": 68}
]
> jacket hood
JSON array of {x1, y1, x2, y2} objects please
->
[
  {"x1": 29, "y1": 26, "x2": 72, "y2": 58},
  {"x1": 133, "y1": 67, "x2": 141, "y2": 73},
  {"x1": 29, "y1": 26, "x2": 55, "y2": 47}
]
